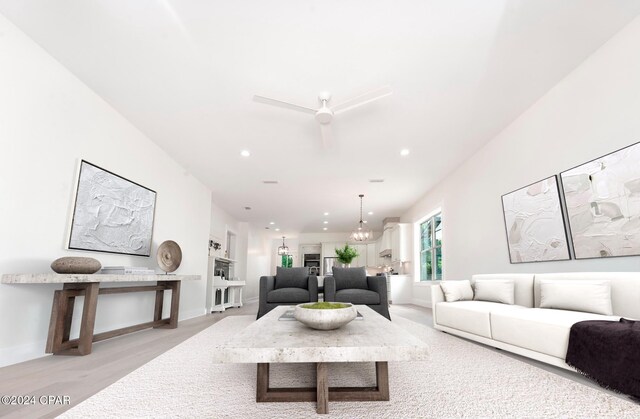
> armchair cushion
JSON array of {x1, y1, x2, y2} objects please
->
[
  {"x1": 267, "y1": 287, "x2": 311, "y2": 303},
  {"x1": 275, "y1": 267, "x2": 309, "y2": 289},
  {"x1": 333, "y1": 266, "x2": 368, "y2": 290},
  {"x1": 335, "y1": 289, "x2": 380, "y2": 305}
]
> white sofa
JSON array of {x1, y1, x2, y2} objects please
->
[{"x1": 431, "y1": 272, "x2": 640, "y2": 370}]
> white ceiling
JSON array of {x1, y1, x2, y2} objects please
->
[{"x1": 2, "y1": 1, "x2": 639, "y2": 236}]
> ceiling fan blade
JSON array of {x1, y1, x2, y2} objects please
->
[
  {"x1": 331, "y1": 86, "x2": 393, "y2": 115},
  {"x1": 319, "y1": 123, "x2": 333, "y2": 148},
  {"x1": 253, "y1": 95, "x2": 317, "y2": 115}
]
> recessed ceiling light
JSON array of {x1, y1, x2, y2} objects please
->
[
  {"x1": 363, "y1": 220, "x2": 368, "y2": 224},
  {"x1": 269, "y1": 221, "x2": 275, "y2": 225},
  {"x1": 368, "y1": 211, "x2": 374, "y2": 215},
  {"x1": 323, "y1": 221, "x2": 329, "y2": 224},
  {"x1": 323, "y1": 227, "x2": 328, "y2": 231},
  {"x1": 400, "y1": 149, "x2": 410, "y2": 156},
  {"x1": 262, "y1": 180, "x2": 279, "y2": 184},
  {"x1": 240, "y1": 150, "x2": 251, "y2": 157},
  {"x1": 275, "y1": 228, "x2": 280, "y2": 231},
  {"x1": 323, "y1": 212, "x2": 329, "y2": 216},
  {"x1": 369, "y1": 179, "x2": 385, "y2": 183}
]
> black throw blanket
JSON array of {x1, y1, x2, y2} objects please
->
[{"x1": 566, "y1": 318, "x2": 640, "y2": 400}]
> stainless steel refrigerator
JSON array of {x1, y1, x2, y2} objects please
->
[{"x1": 323, "y1": 257, "x2": 338, "y2": 276}]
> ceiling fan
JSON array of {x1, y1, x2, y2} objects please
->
[{"x1": 253, "y1": 86, "x2": 392, "y2": 147}]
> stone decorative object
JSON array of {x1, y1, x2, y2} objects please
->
[
  {"x1": 294, "y1": 302, "x2": 357, "y2": 330},
  {"x1": 157, "y1": 240, "x2": 182, "y2": 273},
  {"x1": 50, "y1": 257, "x2": 101, "y2": 274}
]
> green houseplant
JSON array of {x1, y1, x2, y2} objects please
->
[{"x1": 335, "y1": 244, "x2": 359, "y2": 266}]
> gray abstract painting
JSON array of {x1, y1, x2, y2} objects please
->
[
  {"x1": 560, "y1": 142, "x2": 640, "y2": 259},
  {"x1": 502, "y1": 176, "x2": 570, "y2": 263},
  {"x1": 69, "y1": 161, "x2": 156, "y2": 256}
]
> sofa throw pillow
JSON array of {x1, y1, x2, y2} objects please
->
[
  {"x1": 275, "y1": 267, "x2": 309, "y2": 289},
  {"x1": 473, "y1": 279, "x2": 515, "y2": 305},
  {"x1": 539, "y1": 279, "x2": 613, "y2": 315},
  {"x1": 333, "y1": 266, "x2": 368, "y2": 290},
  {"x1": 440, "y1": 280, "x2": 473, "y2": 302}
]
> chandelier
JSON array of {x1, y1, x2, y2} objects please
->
[
  {"x1": 277, "y1": 236, "x2": 289, "y2": 255},
  {"x1": 350, "y1": 194, "x2": 372, "y2": 242}
]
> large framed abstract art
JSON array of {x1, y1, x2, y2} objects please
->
[
  {"x1": 501, "y1": 176, "x2": 570, "y2": 263},
  {"x1": 560, "y1": 142, "x2": 640, "y2": 259},
  {"x1": 68, "y1": 160, "x2": 157, "y2": 256}
]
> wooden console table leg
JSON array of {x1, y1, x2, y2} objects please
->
[
  {"x1": 157, "y1": 280, "x2": 181, "y2": 328},
  {"x1": 153, "y1": 288, "x2": 164, "y2": 324},
  {"x1": 77, "y1": 283, "x2": 99, "y2": 355},
  {"x1": 46, "y1": 290, "x2": 67, "y2": 353},
  {"x1": 168, "y1": 281, "x2": 180, "y2": 328},
  {"x1": 316, "y1": 362, "x2": 329, "y2": 414}
]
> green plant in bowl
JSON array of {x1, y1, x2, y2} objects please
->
[{"x1": 335, "y1": 244, "x2": 359, "y2": 265}]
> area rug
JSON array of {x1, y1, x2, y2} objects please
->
[{"x1": 60, "y1": 315, "x2": 640, "y2": 418}]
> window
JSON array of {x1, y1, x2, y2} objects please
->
[{"x1": 419, "y1": 213, "x2": 442, "y2": 281}]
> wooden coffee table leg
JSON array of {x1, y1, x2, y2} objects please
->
[
  {"x1": 256, "y1": 363, "x2": 269, "y2": 402},
  {"x1": 77, "y1": 283, "x2": 99, "y2": 355},
  {"x1": 316, "y1": 362, "x2": 329, "y2": 414},
  {"x1": 376, "y1": 362, "x2": 390, "y2": 400}
]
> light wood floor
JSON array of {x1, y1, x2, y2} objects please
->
[{"x1": 0, "y1": 303, "x2": 633, "y2": 418}]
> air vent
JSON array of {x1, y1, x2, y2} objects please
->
[
  {"x1": 244, "y1": 206, "x2": 252, "y2": 210},
  {"x1": 263, "y1": 180, "x2": 279, "y2": 184},
  {"x1": 369, "y1": 179, "x2": 385, "y2": 183}
]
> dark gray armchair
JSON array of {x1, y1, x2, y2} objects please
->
[
  {"x1": 257, "y1": 267, "x2": 319, "y2": 319},
  {"x1": 324, "y1": 266, "x2": 390, "y2": 320}
]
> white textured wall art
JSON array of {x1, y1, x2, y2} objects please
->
[
  {"x1": 501, "y1": 176, "x2": 570, "y2": 263},
  {"x1": 560, "y1": 142, "x2": 640, "y2": 259},
  {"x1": 69, "y1": 161, "x2": 156, "y2": 256}
]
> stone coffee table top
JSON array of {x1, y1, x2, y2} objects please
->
[{"x1": 213, "y1": 305, "x2": 430, "y2": 363}]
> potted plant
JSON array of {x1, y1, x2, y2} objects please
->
[{"x1": 335, "y1": 244, "x2": 359, "y2": 267}]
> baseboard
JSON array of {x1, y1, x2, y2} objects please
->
[
  {"x1": 180, "y1": 307, "x2": 207, "y2": 321},
  {"x1": 0, "y1": 340, "x2": 49, "y2": 368},
  {"x1": 411, "y1": 298, "x2": 431, "y2": 308}
]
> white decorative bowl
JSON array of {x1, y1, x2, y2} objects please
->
[{"x1": 294, "y1": 303, "x2": 357, "y2": 330}]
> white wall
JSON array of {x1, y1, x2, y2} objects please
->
[
  {"x1": 0, "y1": 15, "x2": 212, "y2": 367},
  {"x1": 403, "y1": 16, "x2": 640, "y2": 306}
]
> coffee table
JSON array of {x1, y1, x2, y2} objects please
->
[{"x1": 212, "y1": 305, "x2": 429, "y2": 414}]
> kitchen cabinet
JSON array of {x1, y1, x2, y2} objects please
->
[
  {"x1": 366, "y1": 243, "x2": 378, "y2": 267},
  {"x1": 352, "y1": 244, "x2": 367, "y2": 267},
  {"x1": 391, "y1": 223, "x2": 412, "y2": 263}
]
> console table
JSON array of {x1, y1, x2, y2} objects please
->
[{"x1": 1, "y1": 273, "x2": 200, "y2": 356}]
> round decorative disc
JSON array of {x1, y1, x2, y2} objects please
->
[{"x1": 157, "y1": 240, "x2": 182, "y2": 273}]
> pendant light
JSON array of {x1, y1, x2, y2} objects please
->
[
  {"x1": 277, "y1": 236, "x2": 289, "y2": 255},
  {"x1": 350, "y1": 194, "x2": 372, "y2": 242}
]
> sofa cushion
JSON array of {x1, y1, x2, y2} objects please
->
[
  {"x1": 539, "y1": 279, "x2": 613, "y2": 315},
  {"x1": 275, "y1": 267, "x2": 309, "y2": 289},
  {"x1": 440, "y1": 280, "x2": 473, "y2": 302},
  {"x1": 334, "y1": 289, "x2": 380, "y2": 305},
  {"x1": 333, "y1": 266, "x2": 368, "y2": 290},
  {"x1": 473, "y1": 274, "x2": 535, "y2": 307},
  {"x1": 491, "y1": 308, "x2": 620, "y2": 358},
  {"x1": 473, "y1": 279, "x2": 515, "y2": 305},
  {"x1": 435, "y1": 301, "x2": 527, "y2": 338},
  {"x1": 267, "y1": 287, "x2": 311, "y2": 303}
]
